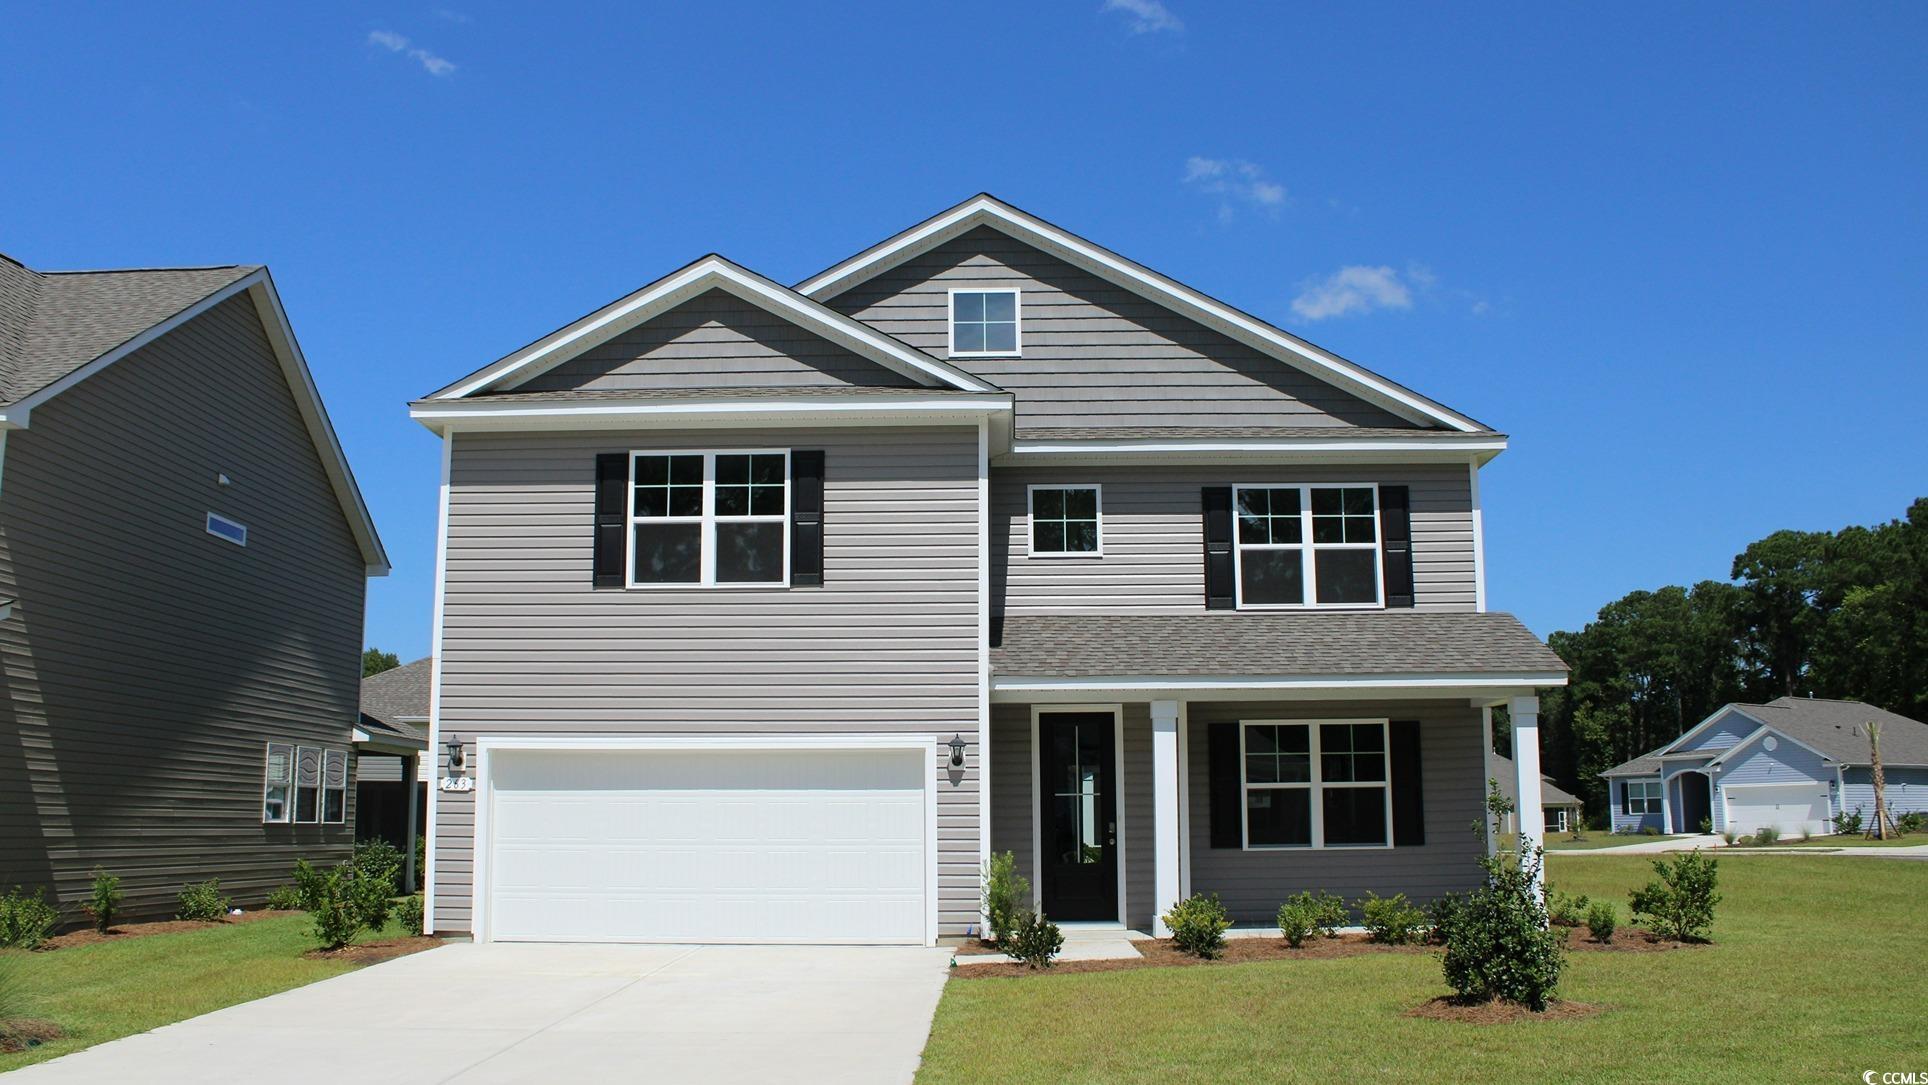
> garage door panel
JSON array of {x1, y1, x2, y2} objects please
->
[{"x1": 1726, "y1": 783, "x2": 1830, "y2": 837}]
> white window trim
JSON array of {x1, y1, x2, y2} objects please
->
[
  {"x1": 1239, "y1": 718, "x2": 1394, "y2": 850},
  {"x1": 1231, "y1": 482, "x2": 1384, "y2": 610},
  {"x1": 206, "y1": 512, "x2": 248, "y2": 546},
  {"x1": 293, "y1": 745, "x2": 320, "y2": 825},
  {"x1": 322, "y1": 749, "x2": 348, "y2": 825},
  {"x1": 1025, "y1": 483, "x2": 1103, "y2": 558},
  {"x1": 262, "y1": 742, "x2": 291, "y2": 824},
  {"x1": 1625, "y1": 779, "x2": 1663, "y2": 816},
  {"x1": 625, "y1": 448, "x2": 790, "y2": 589},
  {"x1": 947, "y1": 288, "x2": 1022, "y2": 358}
]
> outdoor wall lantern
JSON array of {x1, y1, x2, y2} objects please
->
[
  {"x1": 948, "y1": 733, "x2": 967, "y2": 768},
  {"x1": 445, "y1": 734, "x2": 466, "y2": 774}
]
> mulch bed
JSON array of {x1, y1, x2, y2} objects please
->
[
  {"x1": 951, "y1": 940, "x2": 1003, "y2": 956},
  {"x1": 301, "y1": 936, "x2": 442, "y2": 964},
  {"x1": 38, "y1": 910, "x2": 302, "y2": 951},
  {"x1": 951, "y1": 933, "x2": 1429, "y2": 979},
  {"x1": 1556, "y1": 925, "x2": 1706, "y2": 953},
  {"x1": 0, "y1": 1019, "x2": 63, "y2": 1054},
  {"x1": 1406, "y1": 996, "x2": 1603, "y2": 1024}
]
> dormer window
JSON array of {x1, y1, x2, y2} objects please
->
[{"x1": 949, "y1": 289, "x2": 1019, "y2": 356}]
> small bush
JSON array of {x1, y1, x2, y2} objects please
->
[
  {"x1": 1586, "y1": 900, "x2": 1617, "y2": 944},
  {"x1": 1426, "y1": 891, "x2": 1467, "y2": 943},
  {"x1": 265, "y1": 885, "x2": 303, "y2": 911},
  {"x1": 1832, "y1": 807, "x2": 1864, "y2": 835},
  {"x1": 1004, "y1": 911, "x2": 1063, "y2": 969},
  {"x1": 292, "y1": 859, "x2": 328, "y2": 912},
  {"x1": 1897, "y1": 811, "x2": 1925, "y2": 835},
  {"x1": 1758, "y1": 825, "x2": 1783, "y2": 846},
  {"x1": 353, "y1": 838, "x2": 404, "y2": 898},
  {"x1": 980, "y1": 851, "x2": 1030, "y2": 947},
  {"x1": 1722, "y1": 829, "x2": 1737, "y2": 845},
  {"x1": 1697, "y1": 816, "x2": 1712, "y2": 834},
  {"x1": 1547, "y1": 890, "x2": 1590, "y2": 928},
  {"x1": 1629, "y1": 849, "x2": 1721, "y2": 942},
  {"x1": 176, "y1": 879, "x2": 231, "y2": 922},
  {"x1": 1276, "y1": 890, "x2": 1346, "y2": 948},
  {"x1": 1439, "y1": 780, "x2": 1565, "y2": 1011},
  {"x1": 309, "y1": 867, "x2": 360, "y2": 951},
  {"x1": 346, "y1": 865, "x2": 394, "y2": 932},
  {"x1": 0, "y1": 887, "x2": 58, "y2": 949},
  {"x1": 1359, "y1": 892, "x2": 1428, "y2": 945},
  {"x1": 86, "y1": 867, "x2": 123, "y2": 933},
  {"x1": 1639, "y1": 825, "x2": 1660, "y2": 837},
  {"x1": 1163, "y1": 893, "x2": 1232, "y2": 959},
  {"x1": 399, "y1": 894, "x2": 424, "y2": 937}
]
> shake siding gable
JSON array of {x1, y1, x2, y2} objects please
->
[{"x1": 822, "y1": 226, "x2": 1418, "y2": 430}]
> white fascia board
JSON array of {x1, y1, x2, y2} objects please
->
[
  {"x1": 410, "y1": 394, "x2": 1013, "y2": 434},
  {"x1": 999, "y1": 435, "x2": 1506, "y2": 466},
  {"x1": 992, "y1": 671, "x2": 1570, "y2": 701},
  {"x1": 437, "y1": 258, "x2": 997, "y2": 399},
  {"x1": 799, "y1": 197, "x2": 1484, "y2": 432}
]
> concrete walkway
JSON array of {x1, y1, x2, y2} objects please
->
[
  {"x1": 11, "y1": 943, "x2": 954, "y2": 1084},
  {"x1": 1548, "y1": 836, "x2": 1729, "y2": 855}
]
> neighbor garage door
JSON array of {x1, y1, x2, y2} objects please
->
[
  {"x1": 484, "y1": 747, "x2": 929, "y2": 944},
  {"x1": 1724, "y1": 782, "x2": 1831, "y2": 837}
]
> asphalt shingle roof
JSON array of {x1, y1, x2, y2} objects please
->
[
  {"x1": 990, "y1": 611, "x2": 1565, "y2": 678},
  {"x1": 1600, "y1": 754, "x2": 1663, "y2": 778},
  {"x1": 359, "y1": 657, "x2": 432, "y2": 743}
]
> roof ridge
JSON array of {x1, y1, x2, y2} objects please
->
[{"x1": 39, "y1": 263, "x2": 253, "y2": 276}]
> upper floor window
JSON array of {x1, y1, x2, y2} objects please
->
[
  {"x1": 949, "y1": 289, "x2": 1019, "y2": 356},
  {"x1": 1234, "y1": 484, "x2": 1380, "y2": 609},
  {"x1": 1029, "y1": 485, "x2": 1101, "y2": 556},
  {"x1": 630, "y1": 451, "x2": 788, "y2": 587}
]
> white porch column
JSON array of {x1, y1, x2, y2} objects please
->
[
  {"x1": 1509, "y1": 694, "x2": 1546, "y2": 899},
  {"x1": 403, "y1": 753, "x2": 421, "y2": 891},
  {"x1": 1150, "y1": 699, "x2": 1183, "y2": 937}
]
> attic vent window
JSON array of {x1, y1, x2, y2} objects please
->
[
  {"x1": 949, "y1": 289, "x2": 1019, "y2": 357},
  {"x1": 206, "y1": 513, "x2": 248, "y2": 546}
]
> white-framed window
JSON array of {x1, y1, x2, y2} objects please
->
[
  {"x1": 1233, "y1": 484, "x2": 1381, "y2": 608},
  {"x1": 1028, "y1": 484, "x2": 1101, "y2": 557},
  {"x1": 322, "y1": 750, "x2": 348, "y2": 824},
  {"x1": 948, "y1": 289, "x2": 1020, "y2": 356},
  {"x1": 293, "y1": 746, "x2": 321, "y2": 824},
  {"x1": 206, "y1": 512, "x2": 248, "y2": 546},
  {"x1": 262, "y1": 742, "x2": 292, "y2": 823},
  {"x1": 1240, "y1": 720, "x2": 1392, "y2": 849},
  {"x1": 628, "y1": 450, "x2": 789, "y2": 588},
  {"x1": 1625, "y1": 779, "x2": 1662, "y2": 815}
]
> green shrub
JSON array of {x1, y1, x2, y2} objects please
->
[
  {"x1": 1698, "y1": 816, "x2": 1712, "y2": 834},
  {"x1": 1276, "y1": 890, "x2": 1345, "y2": 948},
  {"x1": 1722, "y1": 828, "x2": 1737, "y2": 845},
  {"x1": 415, "y1": 835, "x2": 427, "y2": 890},
  {"x1": 292, "y1": 859, "x2": 328, "y2": 912},
  {"x1": 1547, "y1": 889, "x2": 1590, "y2": 927},
  {"x1": 1358, "y1": 892, "x2": 1428, "y2": 945},
  {"x1": 353, "y1": 839, "x2": 404, "y2": 897},
  {"x1": 1629, "y1": 849, "x2": 1721, "y2": 942},
  {"x1": 1426, "y1": 891, "x2": 1467, "y2": 943},
  {"x1": 86, "y1": 867, "x2": 122, "y2": 933},
  {"x1": 1639, "y1": 825, "x2": 1660, "y2": 837},
  {"x1": 1004, "y1": 911, "x2": 1062, "y2": 969},
  {"x1": 265, "y1": 885, "x2": 303, "y2": 911},
  {"x1": 0, "y1": 887, "x2": 58, "y2": 949},
  {"x1": 1163, "y1": 893, "x2": 1232, "y2": 959},
  {"x1": 1897, "y1": 811, "x2": 1926, "y2": 835},
  {"x1": 1832, "y1": 807, "x2": 1864, "y2": 835},
  {"x1": 1586, "y1": 900, "x2": 1617, "y2": 944},
  {"x1": 399, "y1": 894, "x2": 424, "y2": 937},
  {"x1": 1752, "y1": 825, "x2": 1780, "y2": 846},
  {"x1": 309, "y1": 866, "x2": 360, "y2": 950},
  {"x1": 980, "y1": 851, "x2": 1030, "y2": 946},
  {"x1": 346, "y1": 865, "x2": 394, "y2": 932},
  {"x1": 176, "y1": 879, "x2": 231, "y2": 922},
  {"x1": 1438, "y1": 781, "x2": 1566, "y2": 1011}
]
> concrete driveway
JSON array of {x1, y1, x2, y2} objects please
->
[{"x1": 12, "y1": 943, "x2": 954, "y2": 1084}]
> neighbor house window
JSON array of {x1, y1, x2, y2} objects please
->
[
  {"x1": 206, "y1": 512, "x2": 248, "y2": 546},
  {"x1": 1241, "y1": 721, "x2": 1391, "y2": 849},
  {"x1": 1625, "y1": 780, "x2": 1662, "y2": 815},
  {"x1": 294, "y1": 746, "x2": 321, "y2": 823},
  {"x1": 262, "y1": 742, "x2": 292, "y2": 823},
  {"x1": 1029, "y1": 485, "x2": 1101, "y2": 556},
  {"x1": 322, "y1": 750, "x2": 348, "y2": 824},
  {"x1": 949, "y1": 289, "x2": 1019, "y2": 356},
  {"x1": 629, "y1": 450, "x2": 788, "y2": 587},
  {"x1": 1233, "y1": 485, "x2": 1380, "y2": 608}
]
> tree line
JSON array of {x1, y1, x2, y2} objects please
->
[{"x1": 1536, "y1": 496, "x2": 1925, "y2": 814}]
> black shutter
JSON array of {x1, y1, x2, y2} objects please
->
[
  {"x1": 1202, "y1": 487, "x2": 1235, "y2": 610},
  {"x1": 1208, "y1": 722, "x2": 1242, "y2": 848},
  {"x1": 592, "y1": 453, "x2": 628, "y2": 589},
  {"x1": 1390, "y1": 720, "x2": 1425, "y2": 846},
  {"x1": 790, "y1": 450, "x2": 825, "y2": 587},
  {"x1": 1380, "y1": 484, "x2": 1414, "y2": 608}
]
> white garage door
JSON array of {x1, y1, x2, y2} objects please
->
[
  {"x1": 1725, "y1": 782, "x2": 1831, "y2": 837},
  {"x1": 484, "y1": 747, "x2": 929, "y2": 944}
]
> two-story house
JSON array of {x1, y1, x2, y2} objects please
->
[{"x1": 410, "y1": 196, "x2": 1566, "y2": 944}]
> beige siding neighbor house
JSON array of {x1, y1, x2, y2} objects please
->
[{"x1": 411, "y1": 196, "x2": 1565, "y2": 943}]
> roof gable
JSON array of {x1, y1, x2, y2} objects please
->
[{"x1": 798, "y1": 195, "x2": 1488, "y2": 433}]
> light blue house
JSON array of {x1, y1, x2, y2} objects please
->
[{"x1": 1601, "y1": 698, "x2": 1928, "y2": 837}]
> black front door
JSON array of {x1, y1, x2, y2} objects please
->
[
  {"x1": 1038, "y1": 712, "x2": 1118, "y2": 921},
  {"x1": 1678, "y1": 772, "x2": 1712, "y2": 833}
]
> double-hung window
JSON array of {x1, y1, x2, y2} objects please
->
[
  {"x1": 262, "y1": 742, "x2": 292, "y2": 823},
  {"x1": 1234, "y1": 484, "x2": 1381, "y2": 608},
  {"x1": 949, "y1": 289, "x2": 1019, "y2": 356},
  {"x1": 293, "y1": 746, "x2": 321, "y2": 823},
  {"x1": 1625, "y1": 779, "x2": 1662, "y2": 815},
  {"x1": 322, "y1": 750, "x2": 348, "y2": 824},
  {"x1": 629, "y1": 450, "x2": 788, "y2": 587},
  {"x1": 1028, "y1": 485, "x2": 1100, "y2": 556},
  {"x1": 1241, "y1": 721, "x2": 1392, "y2": 848}
]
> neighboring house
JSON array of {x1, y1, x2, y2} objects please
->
[
  {"x1": 356, "y1": 657, "x2": 431, "y2": 888},
  {"x1": 1601, "y1": 697, "x2": 1928, "y2": 837},
  {"x1": 1491, "y1": 755, "x2": 1584, "y2": 834},
  {"x1": 0, "y1": 252, "x2": 387, "y2": 919},
  {"x1": 409, "y1": 194, "x2": 1567, "y2": 944}
]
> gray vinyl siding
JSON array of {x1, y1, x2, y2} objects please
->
[
  {"x1": 0, "y1": 293, "x2": 365, "y2": 921},
  {"x1": 1839, "y1": 766, "x2": 1928, "y2": 824},
  {"x1": 992, "y1": 463, "x2": 1476, "y2": 614},
  {"x1": 513, "y1": 288, "x2": 919, "y2": 393},
  {"x1": 823, "y1": 226, "x2": 1415, "y2": 430},
  {"x1": 432, "y1": 425, "x2": 981, "y2": 935}
]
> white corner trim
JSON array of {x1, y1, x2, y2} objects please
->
[
  {"x1": 435, "y1": 257, "x2": 999, "y2": 399},
  {"x1": 1469, "y1": 461, "x2": 1487, "y2": 612},
  {"x1": 422, "y1": 431, "x2": 451, "y2": 934},
  {"x1": 796, "y1": 196, "x2": 1484, "y2": 432},
  {"x1": 976, "y1": 418, "x2": 992, "y2": 932}
]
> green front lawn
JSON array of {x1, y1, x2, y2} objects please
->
[
  {"x1": 1539, "y1": 833, "x2": 1694, "y2": 851},
  {"x1": 2, "y1": 915, "x2": 420, "y2": 1070},
  {"x1": 1765, "y1": 833, "x2": 1924, "y2": 849},
  {"x1": 917, "y1": 857, "x2": 1926, "y2": 1084}
]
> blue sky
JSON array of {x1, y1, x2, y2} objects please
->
[{"x1": 3, "y1": 3, "x2": 1923, "y2": 659}]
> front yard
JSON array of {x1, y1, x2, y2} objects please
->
[{"x1": 916, "y1": 856, "x2": 1926, "y2": 1084}]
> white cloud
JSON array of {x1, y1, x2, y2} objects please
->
[
  {"x1": 1182, "y1": 157, "x2": 1286, "y2": 221},
  {"x1": 1102, "y1": 0, "x2": 1182, "y2": 33},
  {"x1": 1290, "y1": 266, "x2": 1415, "y2": 321},
  {"x1": 366, "y1": 29, "x2": 457, "y2": 76}
]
